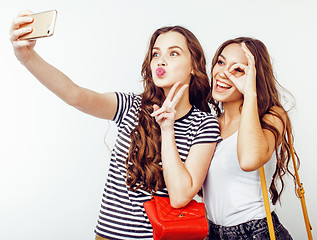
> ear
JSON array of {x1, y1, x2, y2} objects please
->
[{"x1": 191, "y1": 69, "x2": 195, "y2": 75}]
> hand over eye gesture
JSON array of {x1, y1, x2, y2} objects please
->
[
  {"x1": 224, "y1": 43, "x2": 257, "y2": 96},
  {"x1": 151, "y1": 81, "x2": 188, "y2": 132}
]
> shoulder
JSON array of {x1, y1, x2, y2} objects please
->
[
  {"x1": 115, "y1": 92, "x2": 142, "y2": 105},
  {"x1": 191, "y1": 107, "x2": 219, "y2": 124},
  {"x1": 262, "y1": 106, "x2": 288, "y2": 145},
  {"x1": 116, "y1": 92, "x2": 141, "y2": 100},
  {"x1": 262, "y1": 106, "x2": 287, "y2": 128},
  {"x1": 189, "y1": 107, "x2": 222, "y2": 144}
]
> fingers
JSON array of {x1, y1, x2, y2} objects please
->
[
  {"x1": 151, "y1": 103, "x2": 175, "y2": 125},
  {"x1": 17, "y1": 10, "x2": 34, "y2": 17},
  {"x1": 151, "y1": 104, "x2": 165, "y2": 118},
  {"x1": 10, "y1": 11, "x2": 34, "y2": 42},
  {"x1": 228, "y1": 63, "x2": 247, "y2": 73},
  {"x1": 151, "y1": 81, "x2": 188, "y2": 123},
  {"x1": 12, "y1": 39, "x2": 36, "y2": 48},
  {"x1": 10, "y1": 27, "x2": 33, "y2": 42},
  {"x1": 155, "y1": 112, "x2": 172, "y2": 124},
  {"x1": 170, "y1": 84, "x2": 188, "y2": 108},
  {"x1": 166, "y1": 81, "x2": 181, "y2": 102},
  {"x1": 241, "y1": 42, "x2": 255, "y2": 66},
  {"x1": 10, "y1": 14, "x2": 33, "y2": 32},
  {"x1": 153, "y1": 104, "x2": 160, "y2": 112},
  {"x1": 224, "y1": 70, "x2": 237, "y2": 84}
]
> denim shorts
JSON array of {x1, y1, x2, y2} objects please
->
[{"x1": 208, "y1": 212, "x2": 293, "y2": 240}]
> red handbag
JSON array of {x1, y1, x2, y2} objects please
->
[{"x1": 143, "y1": 196, "x2": 208, "y2": 240}]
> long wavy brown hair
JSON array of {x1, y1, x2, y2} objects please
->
[
  {"x1": 209, "y1": 37, "x2": 299, "y2": 204},
  {"x1": 126, "y1": 26, "x2": 214, "y2": 193}
]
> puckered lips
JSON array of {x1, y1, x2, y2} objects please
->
[
  {"x1": 214, "y1": 80, "x2": 232, "y2": 93},
  {"x1": 156, "y1": 67, "x2": 166, "y2": 77}
]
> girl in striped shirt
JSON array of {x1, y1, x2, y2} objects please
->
[{"x1": 10, "y1": 13, "x2": 221, "y2": 239}]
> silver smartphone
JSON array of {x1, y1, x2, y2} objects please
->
[{"x1": 20, "y1": 10, "x2": 57, "y2": 40}]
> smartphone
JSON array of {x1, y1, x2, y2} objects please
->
[{"x1": 20, "y1": 10, "x2": 57, "y2": 40}]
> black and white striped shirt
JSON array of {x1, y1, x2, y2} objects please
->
[{"x1": 95, "y1": 92, "x2": 221, "y2": 240}]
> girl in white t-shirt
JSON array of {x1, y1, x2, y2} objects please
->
[{"x1": 203, "y1": 37, "x2": 294, "y2": 239}]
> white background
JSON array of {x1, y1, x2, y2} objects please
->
[{"x1": 1, "y1": 0, "x2": 316, "y2": 239}]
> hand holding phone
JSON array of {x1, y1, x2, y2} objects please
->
[{"x1": 19, "y1": 10, "x2": 57, "y2": 40}]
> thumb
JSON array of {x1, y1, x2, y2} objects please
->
[
  {"x1": 152, "y1": 104, "x2": 160, "y2": 112},
  {"x1": 224, "y1": 70, "x2": 236, "y2": 83}
]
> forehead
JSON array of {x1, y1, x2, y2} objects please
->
[
  {"x1": 153, "y1": 31, "x2": 188, "y2": 49},
  {"x1": 220, "y1": 43, "x2": 248, "y2": 64}
]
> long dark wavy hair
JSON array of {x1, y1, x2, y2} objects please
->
[
  {"x1": 209, "y1": 37, "x2": 299, "y2": 204},
  {"x1": 126, "y1": 26, "x2": 215, "y2": 193}
]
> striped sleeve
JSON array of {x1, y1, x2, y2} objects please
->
[
  {"x1": 113, "y1": 92, "x2": 137, "y2": 127},
  {"x1": 192, "y1": 114, "x2": 222, "y2": 145}
]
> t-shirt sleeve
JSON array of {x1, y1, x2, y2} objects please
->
[
  {"x1": 112, "y1": 92, "x2": 136, "y2": 127},
  {"x1": 192, "y1": 115, "x2": 222, "y2": 145}
]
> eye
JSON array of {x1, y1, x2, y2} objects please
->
[
  {"x1": 234, "y1": 68, "x2": 244, "y2": 73},
  {"x1": 170, "y1": 51, "x2": 179, "y2": 56},
  {"x1": 152, "y1": 52, "x2": 159, "y2": 58},
  {"x1": 217, "y1": 60, "x2": 224, "y2": 65}
]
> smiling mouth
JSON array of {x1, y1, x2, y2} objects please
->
[{"x1": 216, "y1": 80, "x2": 231, "y2": 89}]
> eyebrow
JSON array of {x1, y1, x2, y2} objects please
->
[{"x1": 152, "y1": 46, "x2": 184, "y2": 51}]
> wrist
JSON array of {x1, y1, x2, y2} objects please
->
[
  {"x1": 22, "y1": 49, "x2": 38, "y2": 67},
  {"x1": 243, "y1": 91, "x2": 257, "y2": 99},
  {"x1": 161, "y1": 128, "x2": 175, "y2": 138}
]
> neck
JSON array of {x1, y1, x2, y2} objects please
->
[{"x1": 220, "y1": 99, "x2": 243, "y2": 126}]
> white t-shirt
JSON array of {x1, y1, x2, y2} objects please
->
[{"x1": 203, "y1": 131, "x2": 276, "y2": 226}]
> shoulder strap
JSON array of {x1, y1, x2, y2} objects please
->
[
  {"x1": 260, "y1": 129, "x2": 313, "y2": 240},
  {"x1": 259, "y1": 167, "x2": 276, "y2": 240},
  {"x1": 286, "y1": 129, "x2": 313, "y2": 240}
]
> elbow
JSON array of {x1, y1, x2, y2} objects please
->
[
  {"x1": 238, "y1": 153, "x2": 270, "y2": 172},
  {"x1": 65, "y1": 87, "x2": 82, "y2": 107},
  {"x1": 238, "y1": 153, "x2": 261, "y2": 172},
  {"x1": 169, "y1": 195, "x2": 191, "y2": 209},
  {"x1": 239, "y1": 161, "x2": 255, "y2": 172}
]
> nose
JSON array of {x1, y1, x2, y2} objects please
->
[
  {"x1": 157, "y1": 56, "x2": 167, "y2": 67},
  {"x1": 219, "y1": 71, "x2": 227, "y2": 78}
]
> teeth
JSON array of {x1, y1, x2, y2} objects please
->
[{"x1": 217, "y1": 81, "x2": 231, "y2": 88}]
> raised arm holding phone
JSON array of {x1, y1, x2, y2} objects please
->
[{"x1": 10, "y1": 10, "x2": 221, "y2": 240}]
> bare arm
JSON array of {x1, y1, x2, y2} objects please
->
[
  {"x1": 226, "y1": 43, "x2": 285, "y2": 171},
  {"x1": 161, "y1": 130, "x2": 216, "y2": 208},
  {"x1": 151, "y1": 82, "x2": 217, "y2": 208},
  {"x1": 10, "y1": 10, "x2": 117, "y2": 120},
  {"x1": 237, "y1": 95, "x2": 285, "y2": 171}
]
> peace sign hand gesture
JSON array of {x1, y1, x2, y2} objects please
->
[
  {"x1": 224, "y1": 43, "x2": 257, "y2": 96},
  {"x1": 151, "y1": 81, "x2": 188, "y2": 132}
]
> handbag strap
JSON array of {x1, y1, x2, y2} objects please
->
[
  {"x1": 260, "y1": 129, "x2": 313, "y2": 240},
  {"x1": 286, "y1": 128, "x2": 313, "y2": 240},
  {"x1": 259, "y1": 167, "x2": 276, "y2": 240}
]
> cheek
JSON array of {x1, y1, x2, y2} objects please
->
[
  {"x1": 175, "y1": 61, "x2": 192, "y2": 75},
  {"x1": 150, "y1": 61, "x2": 156, "y2": 73}
]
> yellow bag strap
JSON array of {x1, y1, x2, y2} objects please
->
[
  {"x1": 286, "y1": 129, "x2": 313, "y2": 239},
  {"x1": 260, "y1": 129, "x2": 313, "y2": 240},
  {"x1": 259, "y1": 167, "x2": 276, "y2": 240}
]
